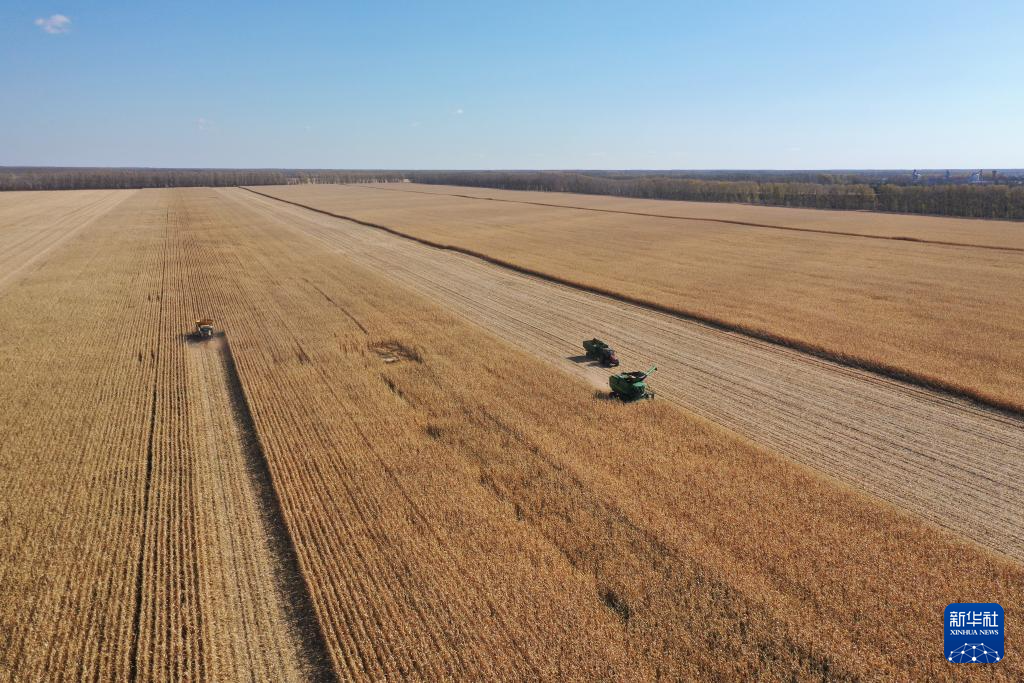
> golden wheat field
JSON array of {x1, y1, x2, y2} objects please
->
[
  {"x1": 254, "y1": 183, "x2": 1024, "y2": 413},
  {"x1": 2, "y1": 187, "x2": 1022, "y2": 681}
]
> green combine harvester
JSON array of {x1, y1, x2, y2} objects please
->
[
  {"x1": 582, "y1": 338, "x2": 619, "y2": 366},
  {"x1": 609, "y1": 366, "x2": 657, "y2": 401}
]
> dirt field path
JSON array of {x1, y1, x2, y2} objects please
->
[{"x1": 230, "y1": 187, "x2": 1024, "y2": 563}]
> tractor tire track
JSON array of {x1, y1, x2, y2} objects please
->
[{"x1": 226, "y1": 187, "x2": 1024, "y2": 564}]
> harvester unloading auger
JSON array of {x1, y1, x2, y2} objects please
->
[{"x1": 609, "y1": 365, "x2": 657, "y2": 401}]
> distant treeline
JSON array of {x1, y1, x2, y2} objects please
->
[
  {"x1": 6, "y1": 167, "x2": 1024, "y2": 219},
  {"x1": 573, "y1": 168, "x2": 1024, "y2": 186},
  {"x1": 0, "y1": 167, "x2": 403, "y2": 191},
  {"x1": 408, "y1": 171, "x2": 1024, "y2": 220}
]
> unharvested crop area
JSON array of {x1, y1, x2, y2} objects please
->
[
  {"x1": 0, "y1": 189, "x2": 132, "y2": 290},
  {"x1": 229, "y1": 187, "x2": 1024, "y2": 563},
  {"x1": 398, "y1": 182, "x2": 1024, "y2": 248},
  {"x1": 254, "y1": 183, "x2": 1024, "y2": 412},
  {"x1": 2, "y1": 187, "x2": 1022, "y2": 681},
  {"x1": 0, "y1": 191, "x2": 310, "y2": 681}
]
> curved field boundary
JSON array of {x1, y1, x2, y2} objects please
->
[
  {"x1": 241, "y1": 186, "x2": 1024, "y2": 418},
  {"x1": 363, "y1": 184, "x2": 1024, "y2": 253}
]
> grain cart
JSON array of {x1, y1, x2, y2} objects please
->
[
  {"x1": 194, "y1": 318, "x2": 215, "y2": 340},
  {"x1": 583, "y1": 338, "x2": 620, "y2": 366},
  {"x1": 609, "y1": 366, "x2": 657, "y2": 401}
]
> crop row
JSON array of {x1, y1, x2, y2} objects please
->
[
  {"x1": 0, "y1": 190, "x2": 306, "y2": 681},
  {"x1": 5, "y1": 187, "x2": 1023, "y2": 680},
  {"x1": 253, "y1": 183, "x2": 1024, "y2": 413},
  {"x1": 199, "y1": 187, "x2": 1023, "y2": 680},
  {"x1": 0, "y1": 192, "x2": 164, "y2": 680}
]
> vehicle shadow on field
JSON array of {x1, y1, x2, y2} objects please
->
[
  {"x1": 215, "y1": 337, "x2": 339, "y2": 681},
  {"x1": 593, "y1": 390, "x2": 623, "y2": 402},
  {"x1": 566, "y1": 354, "x2": 605, "y2": 366},
  {"x1": 180, "y1": 331, "x2": 226, "y2": 346}
]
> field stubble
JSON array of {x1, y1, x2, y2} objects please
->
[
  {"x1": 253, "y1": 183, "x2": 1024, "y2": 412},
  {"x1": 234, "y1": 187, "x2": 1024, "y2": 564},
  {"x1": 0, "y1": 190, "x2": 309, "y2": 681},
  {"x1": 2, "y1": 187, "x2": 1023, "y2": 681},
  {"x1": 196, "y1": 187, "x2": 1022, "y2": 680}
]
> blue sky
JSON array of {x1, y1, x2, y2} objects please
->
[{"x1": 2, "y1": 1, "x2": 1022, "y2": 169}]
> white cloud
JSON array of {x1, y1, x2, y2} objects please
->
[
  {"x1": 35, "y1": 14, "x2": 71, "y2": 34},
  {"x1": 195, "y1": 117, "x2": 211, "y2": 130},
  {"x1": 455, "y1": 108, "x2": 464, "y2": 115}
]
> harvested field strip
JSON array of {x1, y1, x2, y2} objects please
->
[
  {"x1": 214, "y1": 335, "x2": 337, "y2": 681},
  {"x1": 0, "y1": 190, "x2": 308, "y2": 681},
  {"x1": 153, "y1": 189, "x2": 315, "y2": 681},
  {"x1": 168, "y1": 191, "x2": 639, "y2": 680},
  {"x1": 393, "y1": 182, "x2": 1024, "y2": 249},
  {"x1": 179, "y1": 186, "x2": 1021, "y2": 680},
  {"x1": 0, "y1": 189, "x2": 134, "y2": 292},
  {"x1": 367, "y1": 183, "x2": 1024, "y2": 252},
  {"x1": 249, "y1": 184, "x2": 1024, "y2": 412},
  {"x1": 5, "y1": 187, "x2": 1022, "y2": 680},
  {"x1": 241, "y1": 186, "x2": 1020, "y2": 414},
  {"x1": 230, "y1": 187, "x2": 1024, "y2": 563}
]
